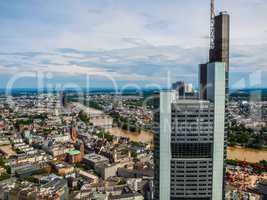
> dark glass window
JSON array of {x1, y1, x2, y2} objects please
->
[{"x1": 171, "y1": 143, "x2": 212, "y2": 158}]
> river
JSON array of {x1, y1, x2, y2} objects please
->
[
  {"x1": 107, "y1": 127, "x2": 153, "y2": 144},
  {"x1": 227, "y1": 146, "x2": 267, "y2": 163}
]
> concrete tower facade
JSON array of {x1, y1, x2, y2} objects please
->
[
  {"x1": 154, "y1": 63, "x2": 226, "y2": 200},
  {"x1": 154, "y1": 2, "x2": 230, "y2": 199}
]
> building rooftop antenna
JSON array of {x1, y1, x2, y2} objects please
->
[{"x1": 210, "y1": 0, "x2": 215, "y2": 50}]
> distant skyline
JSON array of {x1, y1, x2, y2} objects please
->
[{"x1": 0, "y1": 0, "x2": 266, "y2": 89}]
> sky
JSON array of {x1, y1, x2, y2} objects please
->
[{"x1": 0, "y1": 0, "x2": 266, "y2": 90}]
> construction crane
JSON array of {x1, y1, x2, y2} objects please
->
[{"x1": 210, "y1": 0, "x2": 216, "y2": 50}]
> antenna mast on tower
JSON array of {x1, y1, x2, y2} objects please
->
[{"x1": 210, "y1": 0, "x2": 215, "y2": 50}]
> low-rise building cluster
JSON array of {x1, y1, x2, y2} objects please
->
[{"x1": 0, "y1": 93, "x2": 154, "y2": 199}]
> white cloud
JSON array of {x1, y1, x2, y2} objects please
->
[{"x1": 0, "y1": 0, "x2": 266, "y2": 87}]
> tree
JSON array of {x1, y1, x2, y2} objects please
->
[
  {"x1": 78, "y1": 111, "x2": 90, "y2": 123},
  {"x1": 238, "y1": 132, "x2": 250, "y2": 144},
  {"x1": 0, "y1": 173, "x2": 10, "y2": 181},
  {"x1": 258, "y1": 160, "x2": 267, "y2": 167},
  {"x1": 96, "y1": 131, "x2": 113, "y2": 142},
  {"x1": 131, "y1": 151, "x2": 137, "y2": 159}
]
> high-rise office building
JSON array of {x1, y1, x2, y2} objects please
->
[
  {"x1": 154, "y1": 1, "x2": 229, "y2": 199},
  {"x1": 201, "y1": 11, "x2": 230, "y2": 198},
  {"x1": 199, "y1": 11, "x2": 230, "y2": 199},
  {"x1": 172, "y1": 81, "x2": 194, "y2": 98},
  {"x1": 210, "y1": 12, "x2": 230, "y2": 95},
  {"x1": 154, "y1": 62, "x2": 226, "y2": 200},
  {"x1": 199, "y1": 64, "x2": 208, "y2": 100},
  {"x1": 200, "y1": 11, "x2": 230, "y2": 100}
]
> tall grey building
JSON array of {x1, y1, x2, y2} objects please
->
[
  {"x1": 200, "y1": 11, "x2": 230, "y2": 100},
  {"x1": 201, "y1": 11, "x2": 230, "y2": 198},
  {"x1": 154, "y1": 62, "x2": 226, "y2": 200},
  {"x1": 210, "y1": 11, "x2": 230, "y2": 96},
  {"x1": 154, "y1": 1, "x2": 230, "y2": 199}
]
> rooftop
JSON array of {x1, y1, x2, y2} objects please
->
[
  {"x1": 66, "y1": 149, "x2": 80, "y2": 155},
  {"x1": 83, "y1": 153, "x2": 109, "y2": 163}
]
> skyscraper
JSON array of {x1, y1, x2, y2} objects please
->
[
  {"x1": 209, "y1": 11, "x2": 230, "y2": 99},
  {"x1": 154, "y1": 63, "x2": 226, "y2": 200},
  {"x1": 172, "y1": 81, "x2": 194, "y2": 98},
  {"x1": 201, "y1": 10, "x2": 230, "y2": 198},
  {"x1": 200, "y1": 11, "x2": 230, "y2": 100},
  {"x1": 154, "y1": 1, "x2": 229, "y2": 199}
]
